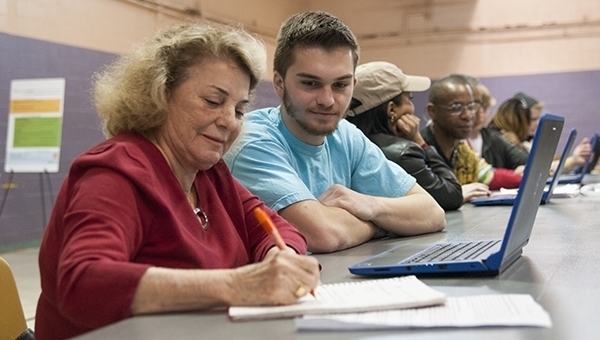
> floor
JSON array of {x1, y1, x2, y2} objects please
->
[{"x1": 1, "y1": 247, "x2": 41, "y2": 330}]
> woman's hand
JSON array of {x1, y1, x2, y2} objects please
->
[
  {"x1": 228, "y1": 247, "x2": 320, "y2": 306},
  {"x1": 392, "y1": 114, "x2": 426, "y2": 146}
]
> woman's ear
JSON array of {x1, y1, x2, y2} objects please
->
[{"x1": 386, "y1": 101, "x2": 396, "y2": 120}]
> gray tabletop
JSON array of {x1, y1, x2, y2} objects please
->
[{"x1": 74, "y1": 192, "x2": 600, "y2": 340}]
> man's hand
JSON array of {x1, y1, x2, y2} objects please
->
[
  {"x1": 462, "y1": 182, "x2": 491, "y2": 203},
  {"x1": 318, "y1": 184, "x2": 374, "y2": 221}
]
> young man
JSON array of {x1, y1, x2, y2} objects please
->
[{"x1": 225, "y1": 11, "x2": 445, "y2": 253}]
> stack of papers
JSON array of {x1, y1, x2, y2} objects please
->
[{"x1": 296, "y1": 294, "x2": 552, "y2": 330}]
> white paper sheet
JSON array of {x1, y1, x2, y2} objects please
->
[{"x1": 296, "y1": 294, "x2": 552, "y2": 331}]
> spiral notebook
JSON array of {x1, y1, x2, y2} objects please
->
[{"x1": 227, "y1": 275, "x2": 446, "y2": 321}]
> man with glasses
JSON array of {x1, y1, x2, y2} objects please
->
[{"x1": 421, "y1": 74, "x2": 522, "y2": 202}]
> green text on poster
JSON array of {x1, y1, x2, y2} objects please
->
[{"x1": 13, "y1": 117, "x2": 63, "y2": 147}]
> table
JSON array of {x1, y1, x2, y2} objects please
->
[{"x1": 74, "y1": 192, "x2": 600, "y2": 340}]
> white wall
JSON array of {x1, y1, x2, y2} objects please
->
[
  {"x1": 310, "y1": 0, "x2": 600, "y2": 78},
  {"x1": 1, "y1": 0, "x2": 599, "y2": 79}
]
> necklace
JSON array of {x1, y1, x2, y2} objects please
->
[
  {"x1": 193, "y1": 206, "x2": 210, "y2": 230},
  {"x1": 187, "y1": 187, "x2": 209, "y2": 230}
]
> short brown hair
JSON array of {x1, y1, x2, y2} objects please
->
[{"x1": 273, "y1": 11, "x2": 359, "y2": 78}]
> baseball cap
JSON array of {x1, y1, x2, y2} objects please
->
[{"x1": 348, "y1": 61, "x2": 431, "y2": 117}]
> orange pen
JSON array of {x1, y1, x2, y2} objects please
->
[
  {"x1": 253, "y1": 206, "x2": 315, "y2": 297},
  {"x1": 254, "y1": 206, "x2": 287, "y2": 250}
]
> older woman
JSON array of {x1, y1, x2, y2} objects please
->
[{"x1": 35, "y1": 22, "x2": 319, "y2": 340}]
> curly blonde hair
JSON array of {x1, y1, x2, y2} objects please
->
[{"x1": 93, "y1": 21, "x2": 267, "y2": 138}]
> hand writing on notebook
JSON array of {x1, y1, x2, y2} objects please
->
[
  {"x1": 254, "y1": 207, "x2": 319, "y2": 299},
  {"x1": 225, "y1": 247, "x2": 317, "y2": 306}
]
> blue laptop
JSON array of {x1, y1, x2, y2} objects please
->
[
  {"x1": 348, "y1": 114, "x2": 564, "y2": 277},
  {"x1": 556, "y1": 132, "x2": 600, "y2": 184},
  {"x1": 470, "y1": 127, "x2": 577, "y2": 206}
]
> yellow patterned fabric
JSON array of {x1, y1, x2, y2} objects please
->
[
  {"x1": 454, "y1": 142, "x2": 494, "y2": 185},
  {"x1": 477, "y1": 158, "x2": 494, "y2": 185}
]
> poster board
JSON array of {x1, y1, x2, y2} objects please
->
[{"x1": 4, "y1": 78, "x2": 66, "y2": 173}]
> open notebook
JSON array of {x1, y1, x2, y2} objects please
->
[
  {"x1": 228, "y1": 275, "x2": 446, "y2": 321},
  {"x1": 470, "y1": 127, "x2": 577, "y2": 206},
  {"x1": 348, "y1": 113, "x2": 564, "y2": 277}
]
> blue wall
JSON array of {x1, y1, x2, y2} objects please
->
[
  {"x1": 410, "y1": 71, "x2": 600, "y2": 152},
  {"x1": 1, "y1": 32, "x2": 598, "y2": 249},
  {"x1": 0, "y1": 33, "x2": 115, "y2": 250}
]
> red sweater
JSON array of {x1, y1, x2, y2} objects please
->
[{"x1": 35, "y1": 132, "x2": 307, "y2": 340}]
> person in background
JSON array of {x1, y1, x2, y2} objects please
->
[
  {"x1": 225, "y1": 11, "x2": 445, "y2": 254},
  {"x1": 513, "y1": 92, "x2": 544, "y2": 151},
  {"x1": 346, "y1": 61, "x2": 463, "y2": 211},
  {"x1": 490, "y1": 93, "x2": 591, "y2": 173},
  {"x1": 421, "y1": 74, "x2": 522, "y2": 202},
  {"x1": 488, "y1": 96, "x2": 536, "y2": 152},
  {"x1": 467, "y1": 83, "x2": 528, "y2": 172},
  {"x1": 35, "y1": 22, "x2": 320, "y2": 340}
]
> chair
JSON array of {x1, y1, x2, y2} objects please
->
[{"x1": 0, "y1": 256, "x2": 35, "y2": 340}]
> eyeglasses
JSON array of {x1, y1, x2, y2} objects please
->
[{"x1": 434, "y1": 101, "x2": 481, "y2": 116}]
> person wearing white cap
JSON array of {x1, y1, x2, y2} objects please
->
[
  {"x1": 347, "y1": 61, "x2": 463, "y2": 211},
  {"x1": 226, "y1": 11, "x2": 445, "y2": 253}
]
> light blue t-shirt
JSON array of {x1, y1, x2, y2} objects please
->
[{"x1": 224, "y1": 106, "x2": 416, "y2": 211}]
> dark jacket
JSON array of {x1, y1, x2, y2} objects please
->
[
  {"x1": 421, "y1": 124, "x2": 524, "y2": 191},
  {"x1": 480, "y1": 127, "x2": 528, "y2": 169},
  {"x1": 369, "y1": 133, "x2": 463, "y2": 211}
]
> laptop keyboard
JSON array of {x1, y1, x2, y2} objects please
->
[{"x1": 401, "y1": 240, "x2": 501, "y2": 264}]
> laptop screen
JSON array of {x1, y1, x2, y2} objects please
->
[{"x1": 494, "y1": 114, "x2": 564, "y2": 269}]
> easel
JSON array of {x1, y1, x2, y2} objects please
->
[{"x1": 0, "y1": 170, "x2": 55, "y2": 228}]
